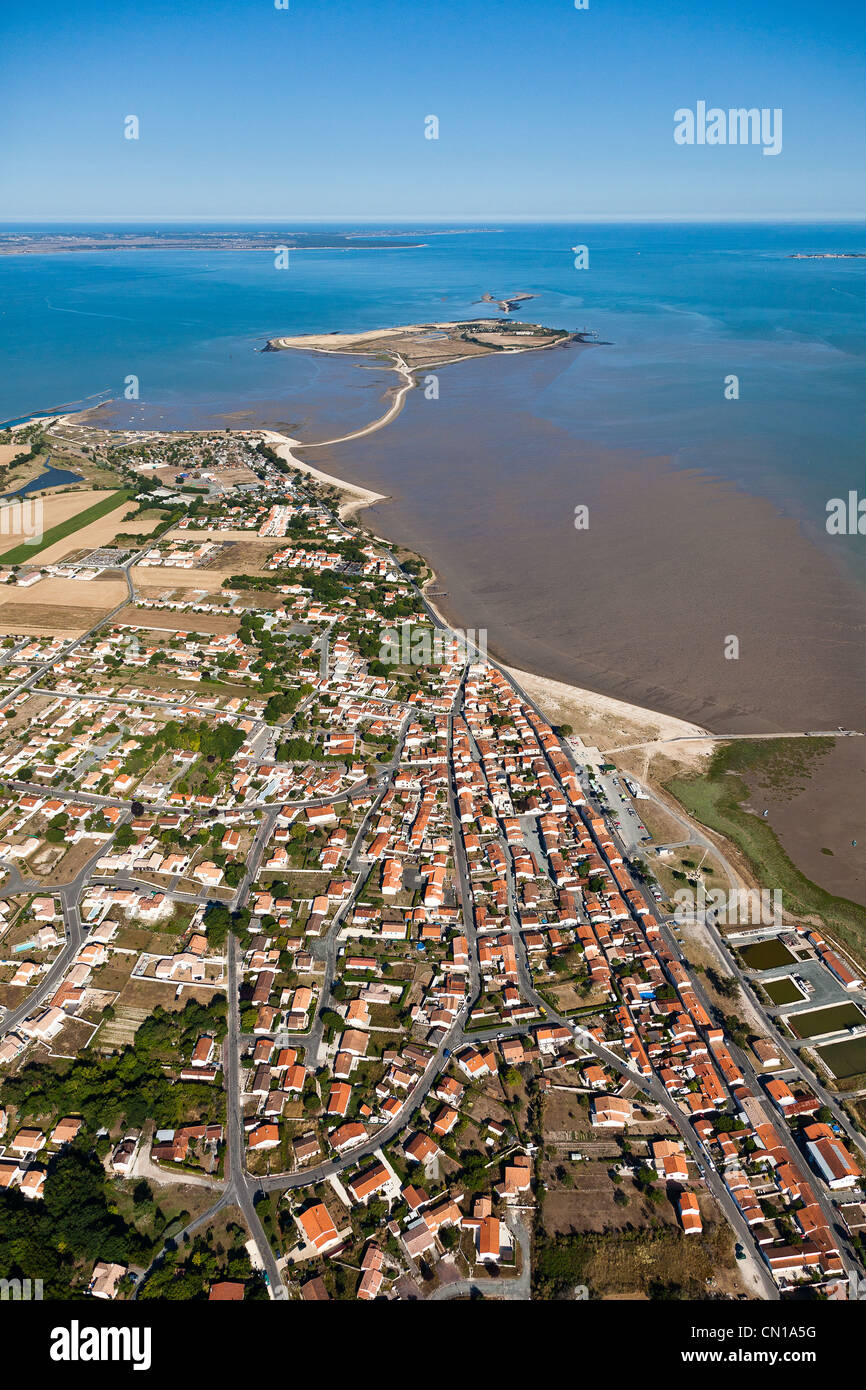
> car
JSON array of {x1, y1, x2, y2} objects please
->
[{"x1": 735, "y1": 1244, "x2": 747, "y2": 1261}]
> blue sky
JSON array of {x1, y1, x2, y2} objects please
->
[{"x1": 2, "y1": 0, "x2": 865, "y2": 220}]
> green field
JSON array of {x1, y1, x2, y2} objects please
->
[
  {"x1": 0, "y1": 489, "x2": 132, "y2": 565},
  {"x1": 786, "y1": 1002, "x2": 865, "y2": 1039},
  {"x1": 666, "y1": 738, "x2": 866, "y2": 967}
]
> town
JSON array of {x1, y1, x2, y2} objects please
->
[{"x1": 0, "y1": 422, "x2": 865, "y2": 1304}]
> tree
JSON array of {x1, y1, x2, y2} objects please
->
[{"x1": 203, "y1": 903, "x2": 232, "y2": 949}]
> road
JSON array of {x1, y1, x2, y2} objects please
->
[
  {"x1": 239, "y1": 670, "x2": 779, "y2": 1297},
  {"x1": 696, "y1": 908, "x2": 866, "y2": 1165},
  {"x1": 657, "y1": 912, "x2": 863, "y2": 1282},
  {"x1": 1, "y1": 888, "x2": 83, "y2": 1033},
  {"x1": 222, "y1": 935, "x2": 288, "y2": 1299},
  {"x1": 606, "y1": 730, "x2": 863, "y2": 756},
  {"x1": 8, "y1": 548, "x2": 144, "y2": 699}
]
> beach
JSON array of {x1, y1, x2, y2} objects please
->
[{"x1": 259, "y1": 429, "x2": 387, "y2": 522}]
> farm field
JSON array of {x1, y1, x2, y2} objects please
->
[
  {"x1": 0, "y1": 489, "x2": 137, "y2": 565},
  {"x1": 0, "y1": 575, "x2": 128, "y2": 636}
]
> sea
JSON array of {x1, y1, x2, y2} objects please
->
[
  {"x1": 0, "y1": 221, "x2": 865, "y2": 900},
  {"x1": 1, "y1": 220, "x2": 864, "y2": 529}
]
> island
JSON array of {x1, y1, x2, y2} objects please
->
[
  {"x1": 263, "y1": 318, "x2": 580, "y2": 370},
  {"x1": 0, "y1": 230, "x2": 450, "y2": 256},
  {"x1": 476, "y1": 290, "x2": 539, "y2": 312},
  {"x1": 788, "y1": 252, "x2": 866, "y2": 259}
]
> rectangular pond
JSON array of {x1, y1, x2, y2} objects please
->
[
  {"x1": 787, "y1": 1003, "x2": 866, "y2": 1039},
  {"x1": 763, "y1": 977, "x2": 806, "y2": 1006},
  {"x1": 817, "y1": 1036, "x2": 866, "y2": 1081},
  {"x1": 740, "y1": 939, "x2": 797, "y2": 971}
]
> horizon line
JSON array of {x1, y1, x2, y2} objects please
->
[{"x1": 2, "y1": 213, "x2": 866, "y2": 226}]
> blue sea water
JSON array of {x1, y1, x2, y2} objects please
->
[{"x1": 0, "y1": 220, "x2": 864, "y2": 537}]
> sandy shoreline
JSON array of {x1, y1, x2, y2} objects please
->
[
  {"x1": 259, "y1": 429, "x2": 389, "y2": 522},
  {"x1": 411, "y1": 571, "x2": 711, "y2": 765},
  {"x1": 504, "y1": 665, "x2": 713, "y2": 765},
  {"x1": 267, "y1": 350, "x2": 865, "y2": 908}
]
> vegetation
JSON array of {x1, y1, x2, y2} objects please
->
[
  {"x1": 138, "y1": 1225, "x2": 267, "y2": 1301},
  {"x1": 0, "y1": 1145, "x2": 150, "y2": 1296},
  {"x1": 666, "y1": 737, "x2": 866, "y2": 961},
  {"x1": 533, "y1": 1223, "x2": 733, "y2": 1300},
  {"x1": 0, "y1": 488, "x2": 133, "y2": 564},
  {"x1": 4, "y1": 1000, "x2": 226, "y2": 1131}
]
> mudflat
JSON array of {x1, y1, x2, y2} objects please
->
[{"x1": 301, "y1": 351, "x2": 866, "y2": 902}]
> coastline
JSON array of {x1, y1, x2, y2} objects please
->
[
  {"x1": 257, "y1": 356, "x2": 719, "y2": 768},
  {"x1": 263, "y1": 419, "x2": 721, "y2": 766},
  {"x1": 416, "y1": 570, "x2": 713, "y2": 763},
  {"x1": 12, "y1": 345, "x2": 865, "y2": 914},
  {"x1": 259, "y1": 428, "x2": 389, "y2": 522},
  {"x1": 293, "y1": 451, "x2": 866, "y2": 946},
  {"x1": 21, "y1": 398, "x2": 711, "y2": 769},
  {"x1": 252, "y1": 356, "x2": 866, "y2": 916}
]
